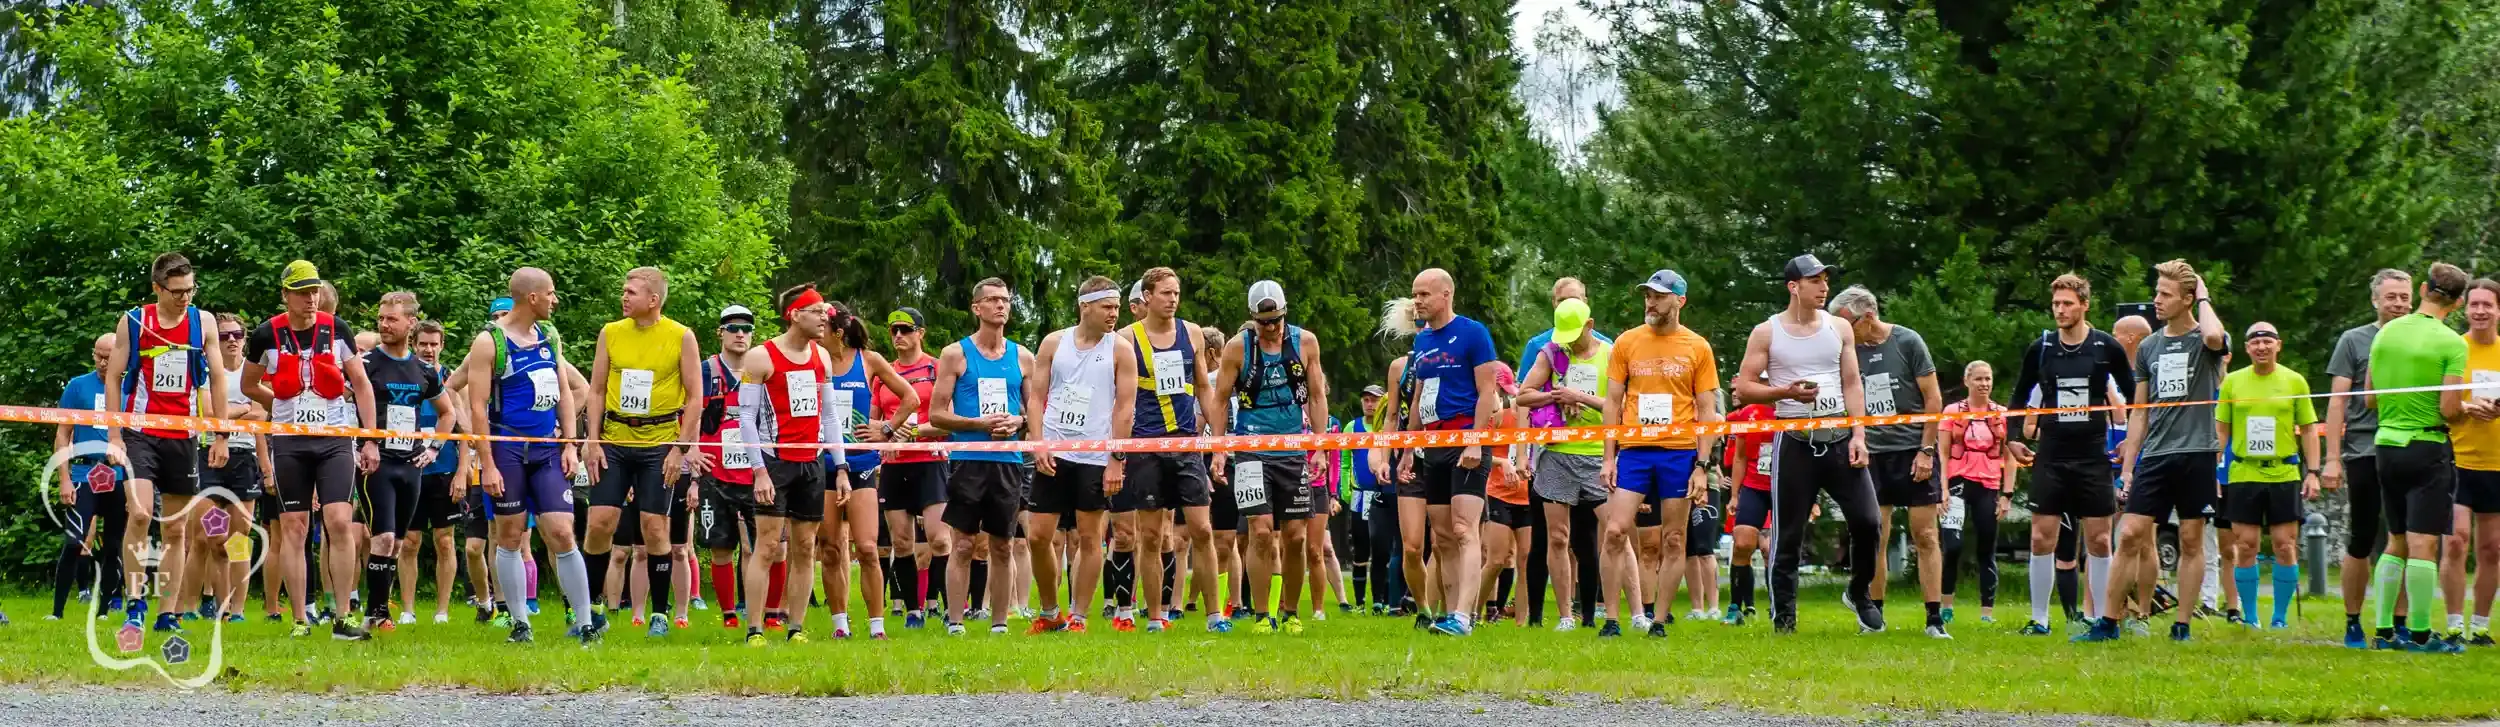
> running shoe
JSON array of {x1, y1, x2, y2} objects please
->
[
  {"x1": 434, "y1": 611, "x2": 450, "y2": 625},
  {"x1": 947, "y1": 622, "x2": 968, "y2": 636},
  {"x1": 126, "y1": 598, "x2": 149, "y2": 629},
  {"x1": 289, "y1": 622, "x2": 313, "y2": 638},
  {"x1": 648, "y1": 617, "x2": 670, "y2": 638},
  {"x1": 673, "y1": 616, "x2": 689, "y2": 629},
  {"x1": 2123, "y1": 618, "x2": 2152, "y2": 638},
  {"x1": 2225, "y1": 609, "x2": 2244, "y2": 625},
  {"x1": 2019, "y1": 621, "x2": 2052, "y2": 636},
  {"x1": 579, "y1": 611, "x2": 607, "y2": 645},
  {"x1": 1978, "y1": 614, "x2": 1997, "y2": 625},
  {"x1": 508, "y1": 623, "x2": 533, "y2": 644},
  {"x1": 397, "y1": 611, "x2": 417, "y2": 626},
  {"x1": 989, "y1": 623, "x2": 1009, "y2": 636},
  {"x1": 1146, "y1": 618, "x2": 1169, "y2": 633},
  {"x1": 787, "y1": 629, "x2": 811, "y2": 644},
  {"x1": 332, "y1": 620, "x2": 371, "y2": 642},
  {"x1": 1773, "y1": 614, "x2": 1798, "y2": 635},
  {"x1": 1207, "y1": 617, "x2": 1235, "y2": 634},
  {"x1": 764, "y1": 613, "x2": 786, "y2": 631},
  {"x1": 870, "y1": 623, "x2": 890, "y2": 640},
  {"x1": 1248, "y1": 616, "x2": 1276, "y2": 635},
  {"x1": 2169, "y1": 622, "x2": 2190, "y2": 642},
  {"x1": 1102, "y1": 604, "x2": 1117, "y2": 619},
  {"x1": 1597, "y1": 619, "x2": 1622, "y2": 638},
  {"x1": 1014, "y1": 607, "x2": 1037, "y2": 621},
  {"x1": 2267, "y1": 619, "x2": 2286, "y2": 631},
  {"x1": 2344, "y1": 622, "x2": 2369, "y2": 649},
  {"x1": 1413, "y1": 612, "x2": 1434, "y2": 631},
  {"x1": 901, "y1": 611, "x2": 922, "y2": 630},
  {"x1": 2374, "y1": 628, "x2": 2410, "y2": 651},
  {"x1": 526, "y1": 599, "x2": 540, "y2": 615},
  {"x1": 1338, "y1": 602, "x2": 1354, "y2": 614},
  {"x1": 631, "y1": 613, "x2": 647, "y2": 627},
  {"x1": 967, "y1": 608, "x2": 991, "y2": 622},
  {"x1": 1280, "y1": 615, "x2": 1304, "y2": 635},
  {"x1": 1065, "y1": 618, "x2": 1089, "y2": 634},
  {"x1": 745, "y1": 629, "x2": 767, "y2": 647},
  {"x1": 1027, "y1": 614, "x2": 1063, "y2": 635},
  {"x1": 2470, "y1": 630, "x2": 2495, "y2": 647},
  {"x1": 370, "y1": 615, "x2": 396, "y2": 633},
  {"x1": 1629, "y1": 614, "x2": 1653, "y2": 634},
  {"x1": 832, "y1": 624, "x2": 851, "y2": 639},
  {"x1": 690, "y1": 597, "x2": 708, "y2": 612},
  {"x1": 266, "y1": 613, "x2": 284, "y2": 624},
  {"x1": 2071, "y1": 619, "x2": 2119, "y2": 643},
  {"x1": 1940, "y1": 607, "x2": 1955, "y2": 625},
  {"x1": 476, "y1": 606, "x2": 494, "y2": 624},
  {"x1": 1646, "y1": 621, "x2": 1668, "y2": 639},
  {"x1": 1687, "y1": 609, "x2": 1709, "y2": 623},
  {"x1": 151, "y1": 611, "x2": 180, "y2": 633},
  {"x1": 1428, "y1": 614, "x2": 1461, "y2": 636},
  {"x1": 2410, "y1": 636, "x2": 2466, "y2": 655},
  {"x1": 1555, "y1": 616, "x2": 1579, "y2": 632},
  {"x1": 223, "y1": 613, "x2": 245, "y2": 624},
  {"x1": 1112, "y1": 616, "x2": 1136, "y2": 633},
  {"x1": 1854, "y1": 602, "x2": 1885, "y2": 634},
  {"x1": 1441, "y1": 615, "x2": 1475, "y2": 637},
  {"x1": 1924, "y1": 624, "x2": 1952, "y2": 640}
]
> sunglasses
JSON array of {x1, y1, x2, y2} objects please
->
[
  {"x1": 218, "y1": 331, "x2": 247, "y2": 342},
  {"x1": 720, "y1": 324, "x2": 755, "y2": 334},
  {"x1": 891, "y1": 325, "x2": 919, "y2": 335},
  {"x1": 1253, "y1": 316, "x2": 1285, "y2": 327}
]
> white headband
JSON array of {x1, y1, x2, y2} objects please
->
[{"x1": 1078, "y1": 289, "x2": 1120, "y2": 305}]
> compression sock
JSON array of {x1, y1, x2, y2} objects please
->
[
  {"x1": 2406, "y1": 558, "x2": 2437, "y2": 640},
  {"x1": 881, "y1": 556, "x2": 902, "y2": 605},
  {"x1": 1732, "y1": 565, "x2": 1754, "y2": 611},
  {"x1": 1112, "y1": 551, "x2": 1137, "y2": 609},
  {"x1": 2085, "y1": 555, "x2": 2111, "y2": 622},
  {"x1": 648, "y1": 554, "x2": 673, "y2": 616},
  {"x1": 767, "y1": 561, "x2": 788, "y2": 613},
  {"x1": 1161, "y1": 552, "x2": 1178, "y2": 608},
  {"x1": 525, "y1": 555, "x2": 539, "y2": 596},
  {"x1": 710, "y1": 563, "x2": 736, "y2": 611},
  {"x1": 2029, "y1": 555, "x2": 2054, "y2": 624},
  {"x1": 2234, "y1": 566, "x2": 2260, "y2": 621},
  {"x1": 2271, "y1": 564, "x2": 2299, "y2": 626},
  {"x1": 494, "y1": 548, "x2": 531, "y2": 623},
  {"x1": 364, "y1": 554, "x2": 396, "y2": 619},
  {"x1": 584, "y1": 548, "x2": 610, "y2": 610},
  {"x1": 552, "y1": 549, "x2": 596, "y2": 626},
  {"x1": 926, "y1": 556, "x2": 948, "y2": 612},
  {"x1": 2372, "y1": 553, "x2": 2402, "y2": 631},
  {"x1": 969, "y1": 559, "x2": 991, "y2": 609}
]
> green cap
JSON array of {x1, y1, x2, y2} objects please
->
[
  {"x1": 1552, "y1": 298, "x2": 1591, "y2": 345},
  {"x1": 280, "y1": 260, "x2": 324, "y2": 291}
]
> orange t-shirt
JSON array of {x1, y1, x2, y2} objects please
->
[
  {"x1": 1485, "y1": 409, "x2": 1529, "y2": 505},
  {"x1": 1609, "y1": 324, "x2": 1720, "y2": 449}
]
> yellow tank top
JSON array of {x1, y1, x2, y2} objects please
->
[
  {"x1": 600, "y1": 317, "x2": 693, "y2": 446},
  {"x1": 2455, "y1": 335, "x2": 2500, "y2": 471}
]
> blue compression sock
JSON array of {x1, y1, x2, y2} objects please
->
[
  {"x1": 2271, "y1": 563, "x2": 2299, "y2": 626},
  {"x1": 2234, "y1": 566, "x2": 2259, "y2": 620}
]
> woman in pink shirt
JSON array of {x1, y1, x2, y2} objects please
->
[{"x1": 1940, "y1": 360, "x2": 2014, "y2": 624}]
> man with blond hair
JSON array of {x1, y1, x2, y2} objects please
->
[
  {"x1": 2083, "y1": 260, "x2": 2227, "y2": 643},
  {"x1": 584, "y1": 266, "x2": 705, "y2": 639}
]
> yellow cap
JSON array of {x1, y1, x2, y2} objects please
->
[
  {"x1": 1552, "y1": 298, "x2": 1591, "y2": 345},
  {"x1": 280, "y1": 260, "x2": 324, "y2": 291}
]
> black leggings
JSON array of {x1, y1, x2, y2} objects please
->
[
  {"x1": 1941, "y1": 478, "x2": 1999, "y2": 608},
  {"x1": 1365, "y1": 492, "x2": 1404, "y2": 608},
  {"x1": 1767, "y1": 434, "x2": 1881, "y2": 624},
  {"x1": 2344, "y1": 456, "x2": 2385, "y2": 560}
]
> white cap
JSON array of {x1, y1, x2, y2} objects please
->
[
  {"x1": 1128, "y1": 279, "x2": 1145, "y2": 303},
  {"x1": 719, "y1": 304, "x2": 755, "y2": 324},
  {"x1": 1247, "y1": 280, "x2": 1286, "y2": 313}
]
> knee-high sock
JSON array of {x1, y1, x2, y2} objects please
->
[
  {"x1": 648, "y1": 555, "x2": 673, "y2": 615},
  {"x1": 766, "y1": 560, "x2": 788, "y2": 612},
  {"x1": 2031, "y1": 555, "x2": 2055, "y2": 625},
  {"x1": 925, "y1": 556, "x2": 948, "y2": 612},
  {"x1": 494, "y1": 548, "x2": 531, "y2": 623},
  {"x1": 2373, "y1": 553, "x2": 2403, "y2": 630},
  {"x1": 1160, "y1": 552, "x2": 1178, "y2": 609},
  {"x1": 584, "y1": 549, "x2": 609, "y2": 610},
  {"x1": 2271, "y1": 563, "x2": 2299, "y2": 626},
  {"x1": 2085, "y1": 555, "x2": 2111, "y2": 621},
  {"x1": 364, "y1": 554, "x2": 396, "y2": 618},
  {"x1": 710, "y1": 563, "x2": 737, "y2": 611},
  {"x1": 1731, "y1": 565, "x2": 1754, "y2": 610},
  {"x1": 969, "y1": 558, "x2": 990, "y2": 609},
  {"x1": 551, "y1": 549, "x2": 595, "y2": 625},
  {"x1": 2405, "y1": 558, "x2": 2437, "y2": 637},
  {"x1": 1111, "y1": 551, "x2": 1137, "y2": 609},
  {"x1": 2234, "y1": 565, "x2": 2260, "y2": 619}
]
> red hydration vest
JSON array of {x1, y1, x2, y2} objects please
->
[{"x1": 264, "y1": 313, "x2": 349, "y2": 403}]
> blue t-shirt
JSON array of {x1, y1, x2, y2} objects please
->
[
  {"x1": 421, "y1": 362, "x2": 460, "y2": 475},
  {"x1": 59, "y1": 372, "x2": 120, "y2": 483},
  {"x1": 1514, "y1": 327, "x2": 1615, "y2": 383},
  {"x1": 1410, "y1": 315, "x2": 1497, "y2": 425}
]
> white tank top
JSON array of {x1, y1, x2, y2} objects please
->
[
  {"x1": 210, "y1": 367, "x2": 255, "y2": 449},
  {"x1": 1042, "y1": 328, "x2": 1119, "y2": 466},
  {"x1": 1765, "y1": 311, "x2": 1848, "y2": 425}
]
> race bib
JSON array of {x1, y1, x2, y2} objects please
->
[
  {"x1": 1807, "y1": 375, "x2": 1845, "y2": 417},
  {"x1": 1942, "y1": 492, "x2": 1967, "y2": 531},
  {"x1": 1637, "y1": 393, "x2": 1675, "y2": 425},
  {"x1": 385, "y1": 404, "x2": 417, "y2": 452},
  {"x1": 1863, "y1": 372, "x2": 1897, "y2": 417},
  {"x1": 784, "y1": 370, "x2": 819, "y2": 417},
  {"x1": 1419, "y1": 378, "x2": 1444, "y2": 425},
  {"x1": 1754, "y1": 443, "x2": 1773, "y2": 476},
  {"x1": 1563, "y1": 365, "x2": 1600, "y2": 396},
  {"x1": 91, "y1": 393, "x2": 105, "y2": 412},
  {"x1": 528, "y1": 368, "x2": 560, "y2": 412},
  {"x1": 619, "y1": 369, "x2": 655, "y2": 415},
  {"x1": 2155, "y1": 352, "x2": 2189, "y2": 400},
  {"x1": 830, "y1": 388, "x2": 856, "y2": 433},
  {"x1": 2474, "y1": 370, "x2": 2500, "y2": 402},
  {"x1": 2055, "y1": 377, "x2": 2088, "y2": 423},
  {"x1": 719, "y1": 425, "x2": 758, "y2": 470},
  {"x1": 1152, "y1": 350, "x2": 1187, "y2": 396},
  {"x1": 151, "y1": 350, "x2": 188, "y2": 393},
  {"x1": 977, "y1": 378, "x2": 1010, "y2": 417},
  {"x1": 2246, "y1": 416, "x2": 2278, "y2": 457},
  {"x1": 1049, "y1": 384, "x2": 1094, "y2": 431},
  {"x1": 1233, "y1": 461, "x2": 1269, "y2": 509},
  {"x1": 290, "y1": 396, "x2": 334, "y2": 426}
]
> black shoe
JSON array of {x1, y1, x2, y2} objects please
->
[
  {"x1": 1646, "y1": 621, "x2": 1668, "y2": 639},
  {"x1": 1773, "y1": 614, "x2": 1798, "y2": 635},
  {"x1": 508, "y1": 623, "x2": 534, "y2": 644},
  {"x1": 2169, "y1": 622, "x2": 2191, "y2": 642},
  {"x1": 1414, "y1": 612, "x2": 1433, "y2": 631},
  {"x1": 475, "y1": 606, "x2": 493, "y2": 624},
  {"x1": 331, "y1": 620, "x2": 371, "y2": 642},
  {"x1": 1855, "y1": 602, "x2": 1885, "y2": 634},
  {"x1": 1597, "y1": 619, "x2": 1622, "y2": 638}
]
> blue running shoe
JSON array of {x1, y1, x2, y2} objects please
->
[
  {"x1": 647, "y1": 617, "x2": 670, "y2": 639},
  {"x1": 1428, "y1": 614, "x2": 1462, "y2": 636},
  {"x1": 2345, "y1": 622, "x2": 2368, "y2": 649},
  {"x1": 2019, "y1": 621, "x2": 2053, "y2": 636},
  {"x1": 1597, "y1": 619, "x2": 1622, "y2": 638},
  {"x1": 1207, "y1": 617, "x2": 1234, "y2": 634},
  {"x1": 527, "y1": 599, "x2": 541, "y2": 616},
  {"x1": 1941, "y1": 607, "x2": 1955, "y2": 625},
  {"x1": 2071, "y1": 619, "x2": 2119, "y2": 643},
  {"x1": 904, "y1": 611, "x2": 927, "y2": 630},
  {"x1": 2411, "y1": 637, "x2": 2466, "y2": 655},
  {"x1": 151, "y1": 611, "x2": 181, "y2": 633},
  {"x1": 125, "y1": 598, "x2": 148, "y2": 627},
  {"x1": 2269, "y1": 619, "x2": 2286, "y2": 631}
]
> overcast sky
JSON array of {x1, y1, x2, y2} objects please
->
[{"x1": 1509, "y1": 0, "x2": 1615, "y2": 155}]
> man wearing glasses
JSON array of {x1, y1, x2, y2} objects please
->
[{"x1": 102, "y1": 252, "x2": 237, "y2": 634}]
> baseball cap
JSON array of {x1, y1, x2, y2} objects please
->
[
  {"x1": 1128, "y1": 279, "x2": 1145, "y2": 303},
  {"x1": 1361, "y1": 384, "x2": 1387, "y2": 398},
  {"x1": 1552, "y1": 298, "x2": 1592, "y2": 345},
  {"x1": 280, "y1": 260, "x2": 324, "y2": 291},
  {"x1": 719, "y1": 305, "x2": 755, "y2": 326},
  {"x1": 886, "y1": 307, "x2": 926, "y2": 330},
  {"x1": 1783, "y1": 254, "x2": 1841, "y2": 281},
  {"x1": 1247, "y1": 280, "x2": 1287, "y2": 313},
  {"x1": 489, "y1": 297, "x2": 515, "y2": 315},
  {"x1": 1638, "y1": 269, "x2": 1688, "y2": 296}
]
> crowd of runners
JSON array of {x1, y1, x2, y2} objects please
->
[{"x1": 28, "y1": 250, "x2": 2497, "y2": 653}]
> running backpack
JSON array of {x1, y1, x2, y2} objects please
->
[
  {"x1": 1527, "y1": 342, "x2": 1570, "y2": 428},
  {"x1": 485, "y1": 321, "x2": 565, "y2": 411},
  {"x1": 119, "y1": 305, "x2": 211, "y2": 400}
]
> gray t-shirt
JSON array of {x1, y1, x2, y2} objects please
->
[
  {"x1": 2326, "y1": 323, "x2": 2382, "y2": 461},
  {"x1": 2136, "y1": 324, "x2": 2228, "y2": 458},
  {"x1": 1856, "y1": 325, "x2": 1936, "y2": 453}
]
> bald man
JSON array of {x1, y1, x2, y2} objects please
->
[
  {"x1": 1370, "y1": 268, "x2": 1501, "y2": 636},
  {"x1": 465, "y1": 266, "x2": 600, "y2": 645},
  {"x1": 50, "y1": 333, "x2": 123, "y2": 622}
]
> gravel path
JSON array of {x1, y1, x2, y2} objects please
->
[{"x1": 0, "y1": 687, "x2": 2220, "y2": 727}]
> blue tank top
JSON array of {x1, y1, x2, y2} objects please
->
[
  {"x1": 949, "y1": 337, "x2": 1025, "y2": 463},
  {"x1": 829, "y1": 349, "x2": 880, "y2": 473},
  {"x1": 1233, "y1": 325, "x2": 1306, "y2": 437},
  {"x1": 494, "y1": 329, "x2": 560, "y2": 437},
  {"x1": 421, "y1": 362, "x2": 459, "y2": 475},
  {"x1": 1130, "y1": 320, "x2": 1200, "y2": 437}
]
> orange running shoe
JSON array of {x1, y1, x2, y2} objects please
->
[
  {"x1": 1111, "y1": 616, "x2": 1137, "y2": 633},
  {"x1": 1026, "y1": 614, "x2": 1063, "y2": 635}
]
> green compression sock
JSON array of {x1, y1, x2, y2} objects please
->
[
  {"x1": 2372, "y1": 553, "x2": 2403, "y2": 631},
  {"x1": 2406, "y1": 558, "x2": 2438, "y2": 636}
]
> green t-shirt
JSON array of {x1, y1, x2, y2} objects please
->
[
  {"x1": 1536, "y1": 339, "x2": 1612, "y2": 457},
  {"x1": 2215, "y1": 366, "x2": 2318, "y2": 483},
  {"x1": 2369, "y1": 313, "x2": 2467, "y2": 447}
]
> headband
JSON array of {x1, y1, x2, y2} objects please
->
[
  {"x1": 2245, "y1": 329, "x2": 2280, "y2": 341},
  {"x1": 784, "y1": 287, "x2": 824, "y2": 320},
  {"x1": 1078, "y1": 289, "x2": 1120, "y2": 305}
]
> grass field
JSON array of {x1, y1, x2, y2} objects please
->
[{"x1": 1, "y1": 574, "x2": 2495, "y2": 723}]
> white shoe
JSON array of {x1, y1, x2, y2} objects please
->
[
  {"x1": 1310, "y1": 610, "x2": 1327, "y2": 621},
  {"x1": 1630, "y1": 614, "x2": 1654, "y2": 633},
  {"x1": 396, "y1": 611, "x2": 416, "y2": 625},
  {"x1": 1925, "y1": 624, "x2": 1953, "y2": 640},
  {"x1": 1554, "y1": 616, "x2": 1579, "y2": 632},
  {"x1": 432, "y1": 612, "x2": 450, "y2": 624},
  {"x1": 1687, "y1": 610, "x2": 1708, "y2": 622}
]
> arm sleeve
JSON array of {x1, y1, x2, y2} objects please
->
[
  {"x1": 738, "y1": 382, "x2": 769, "y2": 470},
  {"x1": 821, "y1": 381, "x2": 846, "y2": 464}
]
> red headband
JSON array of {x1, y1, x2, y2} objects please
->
[{"x1": 785, "y1": 287, "x2": 824, "y2": 320}]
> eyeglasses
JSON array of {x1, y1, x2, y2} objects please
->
[
  {"x1": 891, "y1": 325, "x2": 919, "y2": 335},
  {"x1": 218, "y1": 331, "x2": 247, "y2": 342},
  {"x1": 1253, "y1": 316, "x2": 1285, "y2": 327},
  {"x1": 720, "y1": 324, "x2": 755, "y2": 334},
  {"x1": 162, "y1": 286, "x2": 196, "y2": 297}
]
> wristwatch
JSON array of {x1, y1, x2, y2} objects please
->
[{"x1": 1110, "y1": 452, "x2": 1128, "y2": 462}]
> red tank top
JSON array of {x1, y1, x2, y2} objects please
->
[
  {"x1": 128, "y1": 305, "x2": 200, "y2": 439},
  {"x1": 762, "y1": 340, "x2": 830, "y2": 462},
  {"x1": 874, "y1": 356, "x2": 941, "y2": 464},
  {"x1": 700, "y1": 355, "x2": 755, "y2": 485}
]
